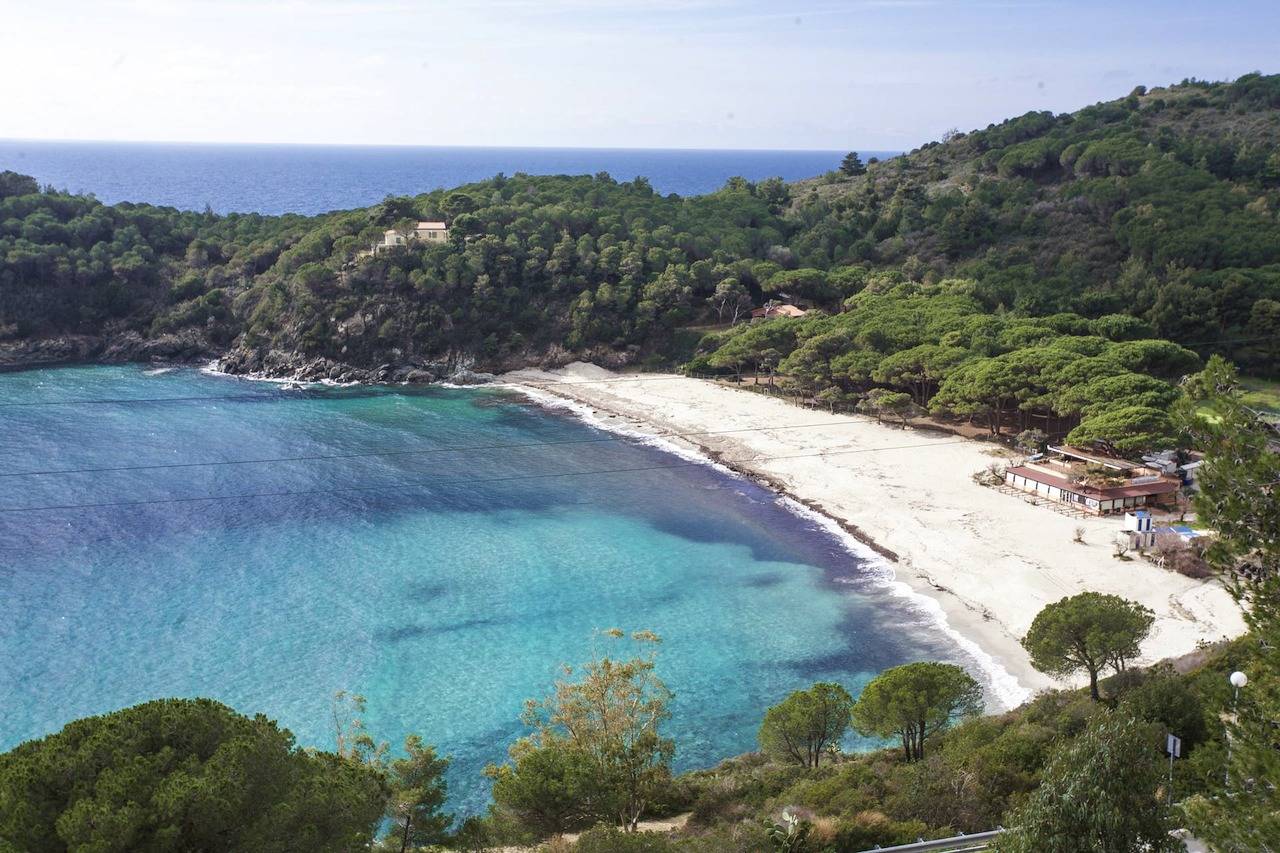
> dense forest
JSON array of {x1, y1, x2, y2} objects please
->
[
  {"x1": 687, "y1": 282, "x2": 1201, "y2": 453},
  {"x1": 785, "y1": 72, "x2": 1280, "y2": 375},
  {"x1": 3, "y1": 73, "x2": 1280, "y2": 388}
]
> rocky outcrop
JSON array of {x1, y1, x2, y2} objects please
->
[
  {"x1": 212, "y1": 346, "x2": 501, "y2": 385},
  {"x1": 0, "y1": 336, "x2": 104, "y2": 368},
  {"x1": 100, "y1": 330, "x2": 217, "y2": 363},
  {"x1": 0, "y1": 329, "x2": 215, "y2": 370},
  {"x1": 2, "y1": 332, "x2": 641, "y2": 388}
]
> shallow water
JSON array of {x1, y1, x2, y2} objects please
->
[{"x1": 0, "y1": 365, "x2": 973, "y2": 813}]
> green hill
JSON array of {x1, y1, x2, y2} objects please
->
[
  {"x1": 2, "y1": 73, "x2": 1278, "y2": 381},
  {"x1": 785, "y1": 73, "x2": 1280, "y2": 373}
]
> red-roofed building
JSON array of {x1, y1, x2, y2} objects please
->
[{"x1": 1003, "y1": 445, "x2": 1181, "y2": 514}]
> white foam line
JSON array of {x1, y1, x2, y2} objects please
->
[
  {"x1": 197, "y1": 360, "x2": 359, "y2": 387},
  {"x1": 510, "y1": 381, "x2": 1032, "y2": 711},
  {"x1": 780, "y1": 497, "x2": 1030, "y2": 710}
]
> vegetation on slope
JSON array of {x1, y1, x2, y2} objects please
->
[
  {"x1": 689, "y1": 280, "x2": 1198, "y2": 454},
  {"x1": 786, "y1": 73, "x2": 1280, "y2": 374},
  {"x1": 4, "y1": 73, "x2": 1280, "y2": 381}
]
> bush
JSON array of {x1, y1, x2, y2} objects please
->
[
  {"x1": 830, "y1": 811, "x2": 929, "y2": 851},
  {"x1": 1151, "y1": 536, "x2": 1213, "y2": 578},
  {"x1": 1118, "y1": 666, "x2": 1209, "y2": 749},
  {"x1": 684, "y1": 759, "x2": 808, "y2": 828},
  {"x1": 573, "y1": 824, "x2": 678, "y2": 852},
  {"x1": 772, "y1": 762, "x2": 880, "y2": 817}
]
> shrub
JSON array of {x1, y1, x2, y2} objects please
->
[
  {"x1": 573, "y1": 825, "x2": 678, "y2": 852},
  {"x1": 1119, "y1": 666, "x2": 1209, "y2": 749},
  {"x1": 1151, "y1": 536, "x2": 1213, "y2": 578},
  {"x1": 830, "y1": 811, "x2": 930, "y2": 851}
]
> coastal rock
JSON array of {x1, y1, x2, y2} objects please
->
[
  {"x1": 447, "y1": 368, "x2": 497, "y2": 385},
  {"x1": 402, "y1": 368, "x2": 437, "y2": 384},
  {"x1": 101, "y1": 330, "x2": 213, "y2": 363},
  {"x1": 7, "y1": 333, "x2": 579, "y2": 389},
  {"x1": 0, "y1": 330, "x2": 215, "y2": 370},
  {"x1": 0, "y1": 335, "x2": 104, "y2": 368}
]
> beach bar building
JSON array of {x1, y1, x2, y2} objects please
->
[{"x1": 1003, "y1": 445, "x2": 1181, "y2": 515}]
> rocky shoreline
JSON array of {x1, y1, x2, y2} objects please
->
[
  {"x1": 0, "y1": 334, "x2": 638, "y2": 387},
  {"x1": 0, "y1": 330, "x2": 215, "y2": 372}
]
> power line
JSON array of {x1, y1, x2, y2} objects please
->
[
  {"x1": 0, "y1": 438, "x2": 968, "y2": 515},
  {"x1": 0, "y1": 419, "x2": 868, "y2": 479}
]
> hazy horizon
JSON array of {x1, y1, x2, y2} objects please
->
[
  {"x1": 3, "y1": 1, "x2": 1277, "y2": 151},
  {"x1": 0, "y1": 137, "x2": 857, "y2": 154}
]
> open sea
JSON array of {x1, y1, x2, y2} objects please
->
[
  {"x1": 0, "y1": 140, "x2": 894, "y2": 215},
  {"x1": 0, "y1": 365, "x2": 986, "y2": 814}
]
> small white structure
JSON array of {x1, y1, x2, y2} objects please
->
[
  {"x1": 1179, "y1": 459, "x2": 1204, "y2": 492},
  {"x1": 1125, "y1": 510, "x2": 1156, "y2": 549}
]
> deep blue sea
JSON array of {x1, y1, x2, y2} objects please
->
[
  {"x1": 0, "y1": 140, "x2": 895, "y2": 215},
  {"x1": 0, "y1": 365, "x2": 978, "y2": 814}
]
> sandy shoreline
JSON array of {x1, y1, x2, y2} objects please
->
[{"x1": 503, "y1": 363, "x2": 1247, "y2": 707}]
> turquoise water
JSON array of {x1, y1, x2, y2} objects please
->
[{"x1": 0, "y1": 365, "x2": 972, "y2": 814}]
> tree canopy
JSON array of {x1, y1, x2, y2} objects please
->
[
  {"x1": 851, "y1": 662, "x2": 984, "y2": 761},
  {"x1": 0, "y1": 698, "x2": 387, "y2": 853},
  {"x1": 7, "y1": 74, "x2": 1280, "y2": 387},
  {"x1": 1177, "y1": 356, "x2": 1280, "y2": 848},
  {"x1": 992, "y1": 714, "x2": 1179, "y2": 853},
  {"x1": 758, "y1": 682, "x2": 854, "y2": 768},
  {"x1": 1022, "y1": 593, "x2": 1155, "y2": 701},
  {"x1": 498, "y1": 629, "x2": 674, "y2": 834}
]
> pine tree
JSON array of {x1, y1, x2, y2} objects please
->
[{"x1": 840, "y1": 151, "x2": 867, "y2": 176}]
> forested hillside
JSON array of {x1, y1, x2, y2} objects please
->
[
  {"x1": 2, "y1": 73, "x2": 1278, "y2": 381},
  {"x1": 786, "y1": 73, "x2": 1280, "y2": 373}
]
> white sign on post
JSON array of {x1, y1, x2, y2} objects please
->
[{"x1": 1167, "y1": 733, "x2": 1182, "y2": 758}]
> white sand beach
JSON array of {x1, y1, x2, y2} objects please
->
[{"x1": 504, "y1": 363, "x2": 1247, "y2": 706}]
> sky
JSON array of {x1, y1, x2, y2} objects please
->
[{"x1": 1, "y1": 0, "x2": 1278, "y2": 151}]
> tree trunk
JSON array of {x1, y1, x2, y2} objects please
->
[
  {"x1": 1088, "y1": 667, "x2": 1100, "y2": 701},
  {"x1": 399, "y1": 815, "x2": 413, "y2": 853}
]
